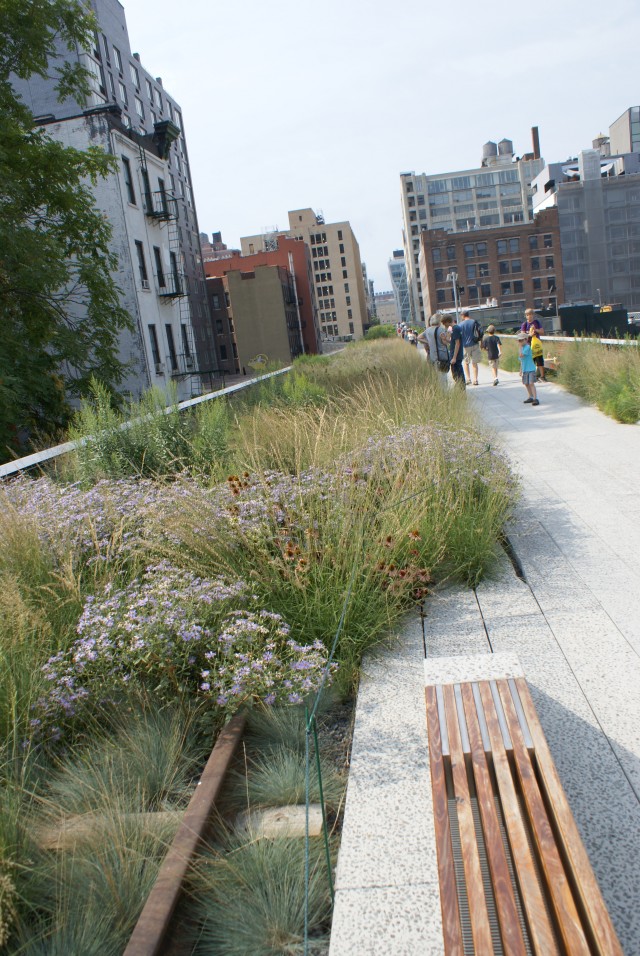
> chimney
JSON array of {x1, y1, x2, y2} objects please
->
[{"x1": 532, "y1": 126, "x2": 541, "y2": 159}]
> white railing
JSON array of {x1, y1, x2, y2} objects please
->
[{"x1": 0, "y1": 368, "x2": 291, "y2": 480}]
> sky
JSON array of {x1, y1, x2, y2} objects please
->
[{"x1": 122, "y1": 0, "x2": 640, "y2": 292}]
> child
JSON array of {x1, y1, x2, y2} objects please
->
[
  {"x1": 530, "y1": 327, "x2": 545, "y2": 380},
  {"x1": 517, "y1": 332, "x2": 539, "y2": 406},
  {"x1": 481, "y1": 324, "x2": 502, "y2": 385}
]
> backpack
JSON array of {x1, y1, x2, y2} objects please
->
[{"x1": 472, "y1": 320, "x2": 484, "y2": 343}]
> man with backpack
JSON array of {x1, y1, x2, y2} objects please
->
[{"x1": 458, "y1": 309, "x2": 484, "y2": 386}]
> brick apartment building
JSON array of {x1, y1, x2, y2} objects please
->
[
  {"x1": 204, "y1": 235, "x2": 321, "y2": 356},
  {"x1": 419, "y1": 208, "x2": 564, "y2": 321}
]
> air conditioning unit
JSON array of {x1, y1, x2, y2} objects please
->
[
  {"x1": 154, "y1": 362, "x2": 165, "y2": 375},
  {"x1": 185, "y1": 356, "x2": 195, "y2": 370},
  {"x1": 141, "y1": 279, "x2": 150, "y2": 290}
]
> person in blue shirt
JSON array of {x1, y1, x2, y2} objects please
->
[
  {"x1": 458, "y1": 308, "x2": 481, "y2": 385},
  {"x1": 517, "y1": 331, "x2": 540, "y2": 406}
]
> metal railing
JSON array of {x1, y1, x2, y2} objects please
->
[{"x1": 0, "y1": 368, "x2": 291, "y2": 480}]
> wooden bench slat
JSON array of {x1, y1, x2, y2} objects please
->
[
  {"x1": 495, "y1": 679, "x2": 592, "y2": 956},
  {"x1": 425, "y1": 686, "x2": 464, "y2": 956},
  {"x1": 477, "y1": 680, "x2": 561, "y2": 956},
  {"x1": 460, "y1": 683, "x2": 529, "y2": 956},
  {"x1": 442, "y1": 684, "x2": 494, "y2": 954},
  {"x1": 514, "y1": 678, "x2": 625, "y2": 956}
]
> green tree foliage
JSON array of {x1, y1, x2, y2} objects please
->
[{"x1": 0, "y1": 0, "x2": 133, "y2": 460}]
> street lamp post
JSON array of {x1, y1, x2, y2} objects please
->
[{"x1": 446, "y1": 270, "x2": 460, "y2": 321}]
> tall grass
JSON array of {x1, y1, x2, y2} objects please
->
[{"x1": 558, "y1": 338, "x2": 640, "y2": 423}]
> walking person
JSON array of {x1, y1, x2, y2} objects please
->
[
  {"x1": 448, "y1": 314, "x2": 466, "y2": 388},
  {"x1": 481, "y1": 324, "x2": 502, "y2": 385},
  {"x1": 458, "y1": 308, "x2": 483, "y2": 385},
  {"x1": 517, "y1": 331, "x2": 540, "y2": 406},
  {"x1": 417, "y1": 314, "x2": 439, "y2": 365},
  {"x1": 530, "y1": 326, "x2": 546, "y2": 381}
]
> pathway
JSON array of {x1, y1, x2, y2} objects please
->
[{"x1": 329, "y1": 369, "x2": 640, "y2": 955}]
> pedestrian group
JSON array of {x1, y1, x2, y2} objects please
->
[{"x1": 411, "y1": 306, "x2": 548, "y2": 407}]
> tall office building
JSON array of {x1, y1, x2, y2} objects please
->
[
  {"x1": 12, "y1": 0, "x2": 215, "y2": 390},
  {"x1": 532, "y1": 146, "x2": 640, "y2": 310},
  {"x1": 388, "y1": 250, "x2": 411, "y2": 325},
  {"x1": 242, "y1": 209, "x2": 368, "y2": 341},
  {"x1": 400, "y1": 132, "x2": 545, "y2": 325}
]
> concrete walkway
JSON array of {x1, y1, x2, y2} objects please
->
[{"x1": 330, "y1": 370, "x2": 640, "y2": 955}]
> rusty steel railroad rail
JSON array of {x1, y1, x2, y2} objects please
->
[{"x1": 123, "y1": 711, "x2": 247, "y2": 956}]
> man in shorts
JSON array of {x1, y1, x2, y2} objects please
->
[
  {"x1": 458, "y1": 308, "x2": 482, "y2": 385},
  {"x1": 482, "y1": 325, "x2": 502, "y2": 385}
]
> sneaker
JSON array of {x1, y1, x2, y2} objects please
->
[
  {"x1": 493, "y1": 379, "x2": 499, "y2": 386},
  {"x1": 523, "y1": 397, "x2": 534, "y2": 404},
  {"x1": 532, "y1": 399, "x2": 540, "y2": 406},
  {"x1": 473, "y1": 381, "x2": 479, "y2": 386}
]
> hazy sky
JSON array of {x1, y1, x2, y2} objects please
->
[{"x1": 123, "y1": 0, "x2": 639, "y2": 291}]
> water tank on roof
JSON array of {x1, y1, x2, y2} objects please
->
[
  {"x1": 498, "y1": 138, "x2": 514, "y2": 156},
  {"x1": 482, "y1": 141, "x2": 498, "y2": 161}
]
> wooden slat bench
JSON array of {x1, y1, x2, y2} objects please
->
[{"x1": 424, "y1": 655, "x2": 623, "y2": 955}]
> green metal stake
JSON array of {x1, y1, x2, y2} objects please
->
[{"x1": 311, "y1": 712, "x2": 335, "y2": 902}]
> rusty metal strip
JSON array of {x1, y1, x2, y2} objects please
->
[{"x1": 123, "y1": 711, "x2": 246, "y2": 956}]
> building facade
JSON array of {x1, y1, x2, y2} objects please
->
[
  {"x1": 388, "y1": 250, "x2": 411, "y2": 325},
  {"x1": 400, "y1": 133, "x2": 545, "y2": 325},
  {"x1": 373, "y1": 292, "x2": 400, "y2": 326},
  {"x1": 242, "y1": 209, "x2": 368, "y2": 342},
  {"x1": 223, "y1": 266, "x2": 303, "y2": 371},
  {"x1": 419, "y1": 208, "x2": 564, "y2": 325},
  {"x1": 38, "y1": 107, "x2": 200, "y2": 401},
  {"x1": 204, "y1": 236, "x2": 321, "y2": 355},
  {"x1": 609, "y1": 107, "x2": 640, "y2": 156},
  {"x1": 12, "y1": 0, "x2": 215, "y2": 391},
  {"x1": 532, "y1": 147, "x2": 640, "y2": 310}
]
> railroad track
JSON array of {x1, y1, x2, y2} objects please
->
[{"x1": 123, "y1": 711, "x2": 247, "y2": 956}]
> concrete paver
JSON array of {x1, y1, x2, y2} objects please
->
[{"x1": 330, "y1": 370, "x2": 640, "y2": 955}]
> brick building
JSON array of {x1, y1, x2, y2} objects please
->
[
  {"x1": 204, "y1": 236, "x2": 320, "y2": 355},
  {"x1": 419, "y1": 208, "x2": 564, "y2": 323}
]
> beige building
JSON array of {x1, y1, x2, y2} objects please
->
[
  {"x1": 224, "y1": 265, "x2": 303, "y2": 371},
  {"x1": 374, "y1": 291, "x2": 399, "y2": 325},
  {"x1": 242, "y1": 208, "x2": 368, "y2": 341}
]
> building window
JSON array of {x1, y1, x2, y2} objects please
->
[
  {"x1": 153, "y1": 247, "x2": 165, "y2": 287},
  {"x1": 480, "y1": 284, "x2": 491, "y2": 297},
  {"x1": 165, "y1": 324, "x2": 178, "y2": 370},
  {"x1": 211, "y1": 295, "x2": 220, "y2": 309},
  {"x1": 346, "y1": 296, "x2": 351, "y2": 306},
  {"x1": 435, "y1": 268, "x2": 444, "y2": 282},
  {"x1": 497, "y1": 239, "x2": 507, "y2": 256},
  {"x1": 148, "y1": 324, "x2": 160, "y2": 365},
  {"x1": 118, "y1": 81, "x2": 128, "y2": 106},
  {"x1": 155, "y1": 88, "x2": 163, "y2": 110},
  {"x1": 130, "y1": 63, "x2": 139, "y2": 88},
  {"x1": 464, "y1": 243, "x2": 474, "y2": 259},
  {"x1": 113, "y1": 46, "x2": 123, "y2": 72},
  {"x1": 511, "y1": 259, "x2": 522, "y2": 273},
  {"x1": 501, "y1": 281, "x2": 512, "y2": 296},
  {"x1": 341, "y1": 256, "x2": 346, "y2": 267},
  {"x1": 547, "y1": 276, "x2": 556, "y2": 290},
  {"x1": 476, "y1": 241, "x2": 487, "y2": 257},
  {"x1": 468, "y1": 286, "x2": 479, "y2": 300},
  {"x1": 545, "y1": 256, "x2": 554, "y2": 269},
  {"x1": 531, "y1": 257, "x2": 540, "y2": 271},
  {"x1": 533, "y1": 277, "x2": 542, "y2": 291},
  {"x1": 122, "y1": 157, "x2": 136, "y2": 203},
  {"x1": 509, "y1": 238, "x2": 520, "y2": 254},
  {"x1": 513, "y1": 280, "x2": 524, "y2": 294},
  {"x1": 349, "y1": 322, "x2": 354, "y2": 334},
  {"x1": 344, "y1": 283, "x2": 349, "y2": 293},
  {"x1": 102, "y1": 34, "x2": 110, "y2": 64},
  {"x1": 478, "y1": 262, "x2": 489, "y2": 277},
  {"x1": 135, "y1": 96, "x2": 144, "y2": 120},
  {"x1": 342, "y1": 270, "x2": 348, "y2": 279},
  {"x1": 544, "y1": 234, "x2": 553, "y2": 248},
  {"x1": 437, "y1": 289, "x2": 446, "y2": 303},
  {"x1": 418, "y1": 194, "x2": 425, "y2": 205},
  {"x1": 347, "y1": 308, "x2": 352, "y2": 319},
  {"x1": 499, "y1": 261, "x2": 509, "y2": 275},
  {"x1": 432, "y1": 248, "x2": 442, "y2": 264},
  {"x1": 446, "y1": 245, "x2": 456, "y2": 260},
  {"x1": 220, "y1": 344, "x2": 227, "y2": 360},
  {"x1": 466, "y1": 265, "x2": 476, "y2": 280},
  {"x1": 146, "y1": 78, "x2": 153, "y2": 101},
  {"x1": 529, "y1": 235, "x2": 538, "y2": 250},
  {"x1": 134, "y1": 241, "x2": 148, "y2": 283}
]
